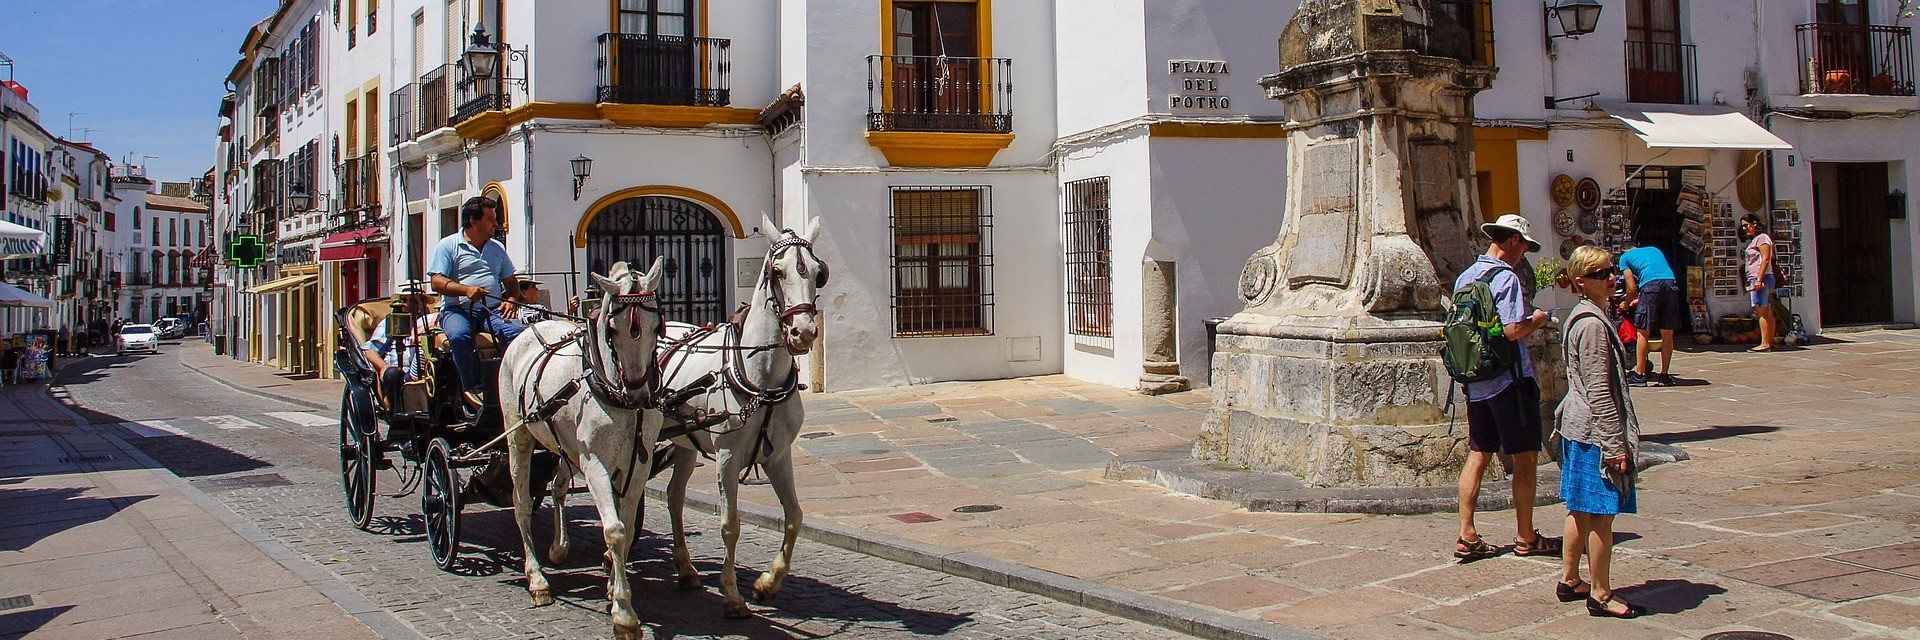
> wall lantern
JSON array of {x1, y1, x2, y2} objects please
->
[
  {"x1": 288, "y1": 190, "x2": 313, "y2": 212},
  {"x1": 1889, "y1": 189, "x2": 1908, "y2": 220},
  {"x1": 571, "y1": 155, "x2": 593, "y2": 201},
  {"x1": 1546, "y1": 0, "x2": 1604, "y2": 43},
  {"x1": 463, "y1": 24, "x2": 501, "y2": 82}
]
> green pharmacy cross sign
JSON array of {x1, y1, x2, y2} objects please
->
[{"x1": 230, "y1": 235, "x2": 266, "y2": 268}]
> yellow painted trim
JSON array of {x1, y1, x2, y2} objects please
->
[
  {"x1": 1474, "y1": 125, "x2": 1549, "y2": 141},
  {"x1": 482, "y1": 181, "x2": 509, "y2": 234},
  {"x1": 1148, "y1": 122, "x2": 1287, "y2": 138},
  {"x1": 574, "y1": 186, "x2": 748, "y2": 246},
  {"x1": 456, "y1": 101, "x2": 758, "y2": 141},
  {"x1": 454, "y1": 110, "x2": 511, "y2": 140},
  {"x1": 1472, "y1": 135, "x2": 1521, "y2": 224},
  {"x1": 865, "y1": 130, "x2": 1013, "y2": 167}
]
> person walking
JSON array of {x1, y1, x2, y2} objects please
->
[
  {"x1": 1453, "y1": 213, "x2": 1560, "y2": 562},
  {"x1": 1740, "y1": 214, "x2": 1778, "y2": 352},
  {"x1": 1554, "y1": 245, "x2": 1646, "y2": 619},
  {"x1": 1617, "y1": 244, "x2": 1682, "y2": 386}
]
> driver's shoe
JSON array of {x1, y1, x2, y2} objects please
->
[{"x1": 458, "y1": 389, "x2": 485, "y2": 423}]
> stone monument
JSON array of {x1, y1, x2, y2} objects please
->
[{"x1": 1193, "y1": 0, "x2": 1494, "y2": 487}]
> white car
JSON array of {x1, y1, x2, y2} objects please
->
[
  {"x1": 153, "y1": 317, "x2": 186, "y2": 339},
  {"x1": 117, "y1": 324, "x2": 159, "y2": 355}
]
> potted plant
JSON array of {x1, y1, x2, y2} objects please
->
[{"x1": 1870, "y1": 0, "x2": 1918, "y2": 94}]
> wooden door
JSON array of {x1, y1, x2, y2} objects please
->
[
  {"x1": 1817, "y1": 163, "x2": 1894, "y2": 325},
  {"x1": 891, "y1": 1, "x2": 980, "y2": 130},
  {"x1": 1626, "y1": 0, "x2": 1685, "y2": 103},
  {"x1": 1814, "y1": 0, "x2": 1872, "y2": 92},
  {"x1": 614, "y1": 0, "x2": 696, "y2": 104}
]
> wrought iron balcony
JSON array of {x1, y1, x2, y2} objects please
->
[
  {"x1": 451, "y1": 80, "x2": 509, "y2": 126},
  {"x1": 390, "y1": 83, "x2": 417, "y2": 143},
  {"x1": 867, "y1": 55, "x2": 1013, "y2": 133},
  {"x1": 1625, "y1": 40, "x2": 1698, "y2": 105},
  {"x1": 595, "y1": 33, "x2": 731, "y2": 107},
  {"x1": 1797, "y1": 23, "x2": 1915, "y2": 96},
  {"x1": 417, "y1": 64, "x2": 453, "y2": 133}
]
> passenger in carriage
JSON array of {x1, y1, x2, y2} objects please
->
[
  {"x1": 427, "y1": 196, "x2": 526, "y2": 410},
  {"x1": 499, "y1": 274, "x2": 553, "y2": 328},
  {"x1": 361, "y1": 285, "x2": 438, "y2": 411}
]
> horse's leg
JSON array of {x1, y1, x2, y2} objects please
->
[
  {"x1": 714, "y1": 446, "x2": 751, "y2": 619},
  {"x1": 508, "y1": 426, "x2": 553, "y2": 606},
  {"x1": 667, "y1": 445, "x2": 701, "y2": 590},
  {"x1": 546, "y1": 458, "x2": 571, "y2": 566},
  {"x1": 580, "y1": 453, "x2": 643, "y2": 640},
  {"x1": 752, "y1": 452, "x2": 800, "y2": 604}
]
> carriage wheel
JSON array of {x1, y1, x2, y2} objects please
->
[
  {"x1": 339, "y1": 388, "x2": 378, "y2": 531},
  {"x1": 422, "y1": 437, "x2": 463, "y2": 572}
]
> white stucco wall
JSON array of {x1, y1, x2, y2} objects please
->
[{"x1": 1766, "y1": 116, "x2": 1920, "y2": 329}]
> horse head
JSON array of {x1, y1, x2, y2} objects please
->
[
  {"x1": 759, "y1": 213, "x2": 828, "y2": 355},
  {"x1": 588, "y1": 257, "x2": 666, "y2": 389}
]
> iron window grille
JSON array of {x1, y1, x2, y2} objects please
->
[
  {"x1": 890, "y1": 186, "x2": 994, "y2": 337},
  {"x1": 1432, "y1": 0, "x2": 1494, "y2": 66},
  {"x1": 1064, "y1": 177, "x2": 1112, "y2": 341}
]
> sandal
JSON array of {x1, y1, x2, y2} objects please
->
[
  {"x1": 1586, "y1": 593, "x2": 1646, "y2": 618},
  {"x1": 1454, "y1": 536, "x2": 1497, "y2": 562},
  {"x1": 1514, "y1": 530, "x2": 1563, "y2": 557},
  {"x1": 1748, "y1": 345, "x2": 1773, "y2": 353},
  {"x1": 1556, "y1": 578, "x2": 1590, "y2": 603}
]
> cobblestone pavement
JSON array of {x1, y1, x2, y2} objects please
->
[{"x1": 52, "y1": 346, "x2": 1185, "y2": 639}]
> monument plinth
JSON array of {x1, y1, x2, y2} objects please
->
[{"x1": 1194, "y1": 0, "x2": 1494, "y2": 487}]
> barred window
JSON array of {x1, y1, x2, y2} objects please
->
[
  {"x1": 1064, "y1": 177, "x2": 1112, "y2": 341},
  {"x1": 891, "y1": 186, "x2": 993, "y2": 337}
]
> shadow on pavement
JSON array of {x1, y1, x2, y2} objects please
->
[
  {"x1": 1643, "y1": 425, "x2": 1780, "y2": 445},
  {"x1": 0, "y1": 604, "x2": 75, "y2": 637},
  {"x1": 1617, "y1": 578, "x2": 1727, "y2": 615},
  {"x1": 48, "y1": 362, "x2": 274, "y2": 479},
  {"x1": 0, "y1": 486, "x2": 153, "y2": 552}
]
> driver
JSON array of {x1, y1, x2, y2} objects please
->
[
  {"x1": 427, "y1": 196, "x2": 525, "y2": 409},
  {"x1": 361, "y1": 284, "x2": 436, "y2": 410}
]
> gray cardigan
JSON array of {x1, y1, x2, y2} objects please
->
[{"x1": 1555, "y1": 298, "x2": 1641, "y2": 462}]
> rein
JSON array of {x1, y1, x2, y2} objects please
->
[{"x1": 580, "y1": 290, "x2": 664, "y2": 410}]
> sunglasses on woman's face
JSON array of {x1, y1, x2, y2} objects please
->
[{"x1": 1583, "y1": 267, "x2": 1618, "y2": 280}]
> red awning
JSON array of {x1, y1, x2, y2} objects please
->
[{"x1": 318, "y1": 227, "x2": 388, "y2": 263}]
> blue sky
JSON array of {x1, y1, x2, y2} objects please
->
[{"x1": 0, "y1": 0, "x2": 277, "y2": 181}]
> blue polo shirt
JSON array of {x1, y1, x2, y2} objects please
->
[
  {"x1": 1618, "y1": 246, "x2": 1676, "y2": 285},
  {"x1": 426, "y1": 233, "x2": 516, "y2": 309}
]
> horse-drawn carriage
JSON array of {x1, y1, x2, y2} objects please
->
[{"x1": 333, "y1": 287, "x2": 561, "y2": 571}]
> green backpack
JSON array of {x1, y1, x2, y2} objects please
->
[{"x1": 1441, "y1": 266, "x2": 1520, "y2": 384}]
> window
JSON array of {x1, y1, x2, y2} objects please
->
[
  {"x1": 348, "y1": 0, "x2": 359, "y2": 47},
  {"x1": 617, "y1": 0, "x2": 692, "y2": 36},
  {"x1": 134, "y1": 207, "x2": 141, "y2": 228},
  {"x1": 1432, "y1": 0, "x2": 1494, "y2": 66},
  {"x1": 1625, "y1": 0, "x2": 1694, "y2": 104},
  {"x1": 170, "y1": 219, "x2": 177, "y2": 246},
  {"x1": 367, "y1": 0, "x2": 379, "y2": 34},
  {"x1": 1064, "y1": 178, "x2": 1112, "y2": 340},
  {"x1": 890, "y1": 186, "x2": 992, "y2": 336},
  {"x1": 105, "y1": 210, "x2": 115, "y2": 232}
]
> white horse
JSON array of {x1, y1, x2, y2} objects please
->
[
  {"x1": 657, "y1": 214, "x2": 825, "y2": 619},
  {"x1": 498, "y1": 259, "x2": 665, "y2": 640}
]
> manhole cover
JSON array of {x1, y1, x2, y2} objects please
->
[
  {"x1": 798, "y1": 432, "x2": 834, "y2": 439},
  {"x1": 1702, "y1": 633, "x2": 1794, "y2": 640},
  {"x1": 0, "y1": 595, "x2": 31, "y2": 612},
  {"x1": 58, "y1": 454, "x2": 113, "y2": 464},
  {"x1": 953, "y1": 504, "x2": 1002, "y2": 514},
  {"x1": 888, "y1": 512, "x2": 941, "y2": 524},
  {"x1": 927, "y1": 417, "x2": 958, "y2": 423},
  {"x1": 193, "y1": 473, "x2": 293, "y2": 492}
]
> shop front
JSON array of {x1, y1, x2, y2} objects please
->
[{"x1": 246, "y1": 239, "x2": 324, "y2": 375}]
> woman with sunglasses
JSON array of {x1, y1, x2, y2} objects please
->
[{"x1": 1552, "y1": 245, "x2": 1646, "y2": 619}]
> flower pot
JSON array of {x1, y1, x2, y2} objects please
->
[{"x1": 1824, "y1": 70, "x2": 1855, "y2": 93}]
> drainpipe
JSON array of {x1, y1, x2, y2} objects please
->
[{"x1": 520, "y1": 123, "x2": 534, "y2": 279}]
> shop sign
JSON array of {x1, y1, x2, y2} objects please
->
[
  {"x1": 51, "y1": 216, "x2": 72, "y2": 265},
  {"x1": 277, "y1": 239, "x2": 318, "y2": 265},
  {"x1": 1167, "y1": 59, "x2": 1231, "y2": 110}
]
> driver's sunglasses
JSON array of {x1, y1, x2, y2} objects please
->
[{"x1": 1583, "y1": 266, "x2": 1619, "y2": 280}]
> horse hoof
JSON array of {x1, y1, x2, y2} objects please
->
[
  {"x1": 677, "y1": 573, "x2": 704, "y2": 591},
  {"x1": 752, "y1": 574, "x2": 782, "y2": 603},
  {"x1": 530, "y1": 591, "x2": 554, "y2": 607},
  {"x1": 722, "y1": 599, "x2": 752, "y2": 619},
  {"x1": 612, "y1": 623, "x2": 645, "y2": 640}
]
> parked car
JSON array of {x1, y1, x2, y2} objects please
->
[
  {"x1": 153, "y1": 317, "x2": 185, "y2": 339},
  {"x1": 117, "y1": 324, "x2": 159, "y2": 355}
]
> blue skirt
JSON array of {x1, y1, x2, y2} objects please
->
[{"x1": 1560, "y1": 439, "x2": 1637, "y2": 515}]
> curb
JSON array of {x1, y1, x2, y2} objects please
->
[
  {"x1": 39, "y1": 367, "x2": 424, "y2": 640},
  {"x1": 645, "y1": 482, "x2": 1328, "y2": 640},
  {"x1": 175, "y1": 345, "x2": 333, "y2": 411}
]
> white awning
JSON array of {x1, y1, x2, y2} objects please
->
[
  {"x1": 0, "y1": 220, "x2": 47, "y2": 260},
  {"x1": 1596, "y1": 101, "x2": 1793, "y2": 151},
  {"x1": 0, "y1": 282, "x2": 52, "y2": 308}
]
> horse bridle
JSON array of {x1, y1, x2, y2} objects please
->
[
  {"x1": 763, "y1": 234, "x2": 827, "y2": 326},
  {"x1": 584, "y1": 289, "x2": 664, "y2": 409}
]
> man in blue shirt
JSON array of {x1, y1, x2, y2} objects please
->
[
  {"x1": 1451, "y1": 214, "x2": 1558, "y2": 561},
  {"x1": 1618, "y1": 244, "x2": 1680, "y2": 386},
  {"x1": 427, "y1": 196, "x2": 524, "y2": 409}
]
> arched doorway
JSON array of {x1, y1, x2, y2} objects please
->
[{"x1": 584, "y1": 196, "x2": 729, "y2": 325}]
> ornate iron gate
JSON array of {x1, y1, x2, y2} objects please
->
[{"x1": 584, "y1": 196, "x2": 728, "y2": 326}]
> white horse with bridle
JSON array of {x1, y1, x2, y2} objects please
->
[
  {"x1": 655, "y1": 215, "x2": 826, "y2": 619},
  {"x1": 497, "y1": 259, "x2": 665, "y2": 640}
]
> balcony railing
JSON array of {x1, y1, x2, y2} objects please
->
[
  {"x1": 418, "y1": 64, "x2": 453, "y2": 133},
  {"x1": 338, "y1": 153, "x2": 379, "y2": 213},
  {"x1": 1797, "y1": 23, "x2": 1916, "y2": 96},
  {"x1": 452, "y1": 77, "x2": 509, "y2": 126},
  {"x1": 867, "y1": 55, "x2": 1013, "y2": 133},
  {"x1": 390, "y1": 83, "x2": 418, "y2": 143},
  {"x1": 596, "y1": 34, "x2": 731, "y2": 107},
  {"x1": 1625, "y1": 40, "x2": 1698, "y2": 105},
  {"x1": 124, "y1": 272, "x2": 151, "y2": 286}
]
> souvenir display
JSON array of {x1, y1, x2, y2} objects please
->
[
  {"x1": 1551, "y1": 174, "x2": 1577, "y2": 208},
  {"x1": 1578, "y1": 207, "x2": 1601, "y2": 235},
  {"x1": 1575, "y1": 177, "x2": 1602, "y2": 211},
  {"x1": 1554, "y1": 208, "x2": 1578, "y2": 237},
  {"x1": 1560, "y1": 235, "x2": 1586, "y2": 260}
]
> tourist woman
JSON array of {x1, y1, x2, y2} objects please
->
[
  {"x1": 1741, "y1": 214, "x2": 1777, "y2": 352},
  {"x1": 1554, "y1": 245, "x2": 1645, "y2": 619}
]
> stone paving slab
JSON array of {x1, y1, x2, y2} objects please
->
[{"x1": 179, "y1": 332, "x2": 1920, "y2": 638}]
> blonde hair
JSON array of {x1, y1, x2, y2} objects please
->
[{"x1": 1562, "y1": 245, "x2": 1613, "y2": 292}]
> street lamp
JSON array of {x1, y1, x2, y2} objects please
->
[
  {"x1": 571, "y1": 155, "x2": 593, "y2": 201},
  {"x1": 463, "y1": 24, "x2": 501, "y2": 83},
  {"x1": 288, "y1": 189, "x2": 313, "y2": 212},
  {"x1": 1546, "y1": 0, "x2": 1603, "y2": 43}
]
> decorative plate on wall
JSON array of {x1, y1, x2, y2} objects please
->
[
  {"x1": 1560, "y1": 235, "x2": 1586, "y2": 260},
  {"x1": 1578, "y1": 207, "x2": 1601, "y2": 235},
  {"x1": 1576, "y1": 177, "x2": 1603, "y2": 211},
  {"x1": 1554, "y1": 208, "x2": 1578, "y2": 237},
  {"x1": 1551, "y1": 174, "x2": 1578, "y2": 208}
]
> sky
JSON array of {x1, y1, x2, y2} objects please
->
[{"x1": 0, "y1": 0, "x2": 278, "y2": 182}]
